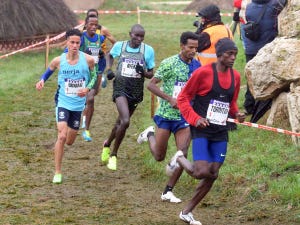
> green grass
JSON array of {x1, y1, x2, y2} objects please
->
[{"x1": 0, "y1": 1, "x2": 299, "y2": 224}]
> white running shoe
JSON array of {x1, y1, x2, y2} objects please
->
[
  {"x1": 161, "y1": 191, "x2": 182, "y2": 203},
  {"x1": 166, "y1": 150, "x2": 184, "y2": 177},
  {"x1": 137, "y1": 126, "x2": 155, "y2": 144},
  {"x1": 179, "y1": 211, "x2": 202, "y2": 225}
]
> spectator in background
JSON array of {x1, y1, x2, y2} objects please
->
[
  {"x1": 243, "y1": 0, "x2": 287, "y2": 120},
  {"x1": 195, "y1": 4, "x2": 233, "y2": 66},
  {"x1": 232, "y1": 0, "x2": 252, "y2": 47}
]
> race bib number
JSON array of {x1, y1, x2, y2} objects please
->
[
  {"x1": 172, "y1": 81, "x2": 186, "y2": 98},
  {"x1": 65, "y1": 78, "x2": 85, "y2": 96},
  {"x1": 206, "y1": 99, "x2": 229, "y2": 126},
  {"x1": 121, "y1": 58, "x2": 143, "y2": 78},
  {"x1": 89, "y1": 47, "x2": 100, "y2": 63}
]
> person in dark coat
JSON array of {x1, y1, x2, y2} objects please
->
[{"x1": 243, "y1": 0, "x2": 287, "y2": 122}]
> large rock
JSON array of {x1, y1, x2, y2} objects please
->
[
  {"x1": 245, "y1": 0, "x2": 300, "y2": 145},
  {"x1": 245, "y1": 38, "x2": 300, "y2": 100},
  {"x1": 278, "y1": 0, "x2": 300, "y2": 38},
  {"x1": 287, "y1": 82, "x2": 300, "y2": 145},
  {"x1": 266, "y1": 92, "x2": 290, "y2": 128}
]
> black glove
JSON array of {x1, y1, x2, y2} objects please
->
[
  {"x1": 85, "y1": 48, "x2": 92, "y2": 55},
  {"x1": 106, "y1": 69, "x2": 115, "y2": 80},
  {"x1": 233, "y1": 11, "x2": 240, "y2": 22},
  {"x1": 135, "y1": 63, "x2": 145, "y2": 76},
  {"x1": 98, "y1": 49, "x2": 105, "y2": 59}
]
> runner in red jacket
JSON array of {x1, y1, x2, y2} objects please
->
[{"x1": 167, "y1": 38, "x2": 246, "y2": 224}]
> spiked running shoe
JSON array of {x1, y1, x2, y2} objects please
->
[
  {"x1": 137, "y1": 126, "x2": 155, "y2": 144},
  {"x1": 166, "y1": 150, "x2": 184, "y2": 177},
  {"x1": 107, "y1": 156, "x2": 117, "y2": 171},
  {"x1": 179, "y1": 211, "x2": 202, "y2": 225},
  {"x1": 101, "y1": 141, "x2": 110, "y2": 164},
  {"x1": 82, "y1": 130, "x2": 92, "y2": 142},
  {"x1": 161, "y1": 191, "x2": 182, "y2": 203},
  {"x1": 52, "y1": 173, "x2": 63, "y2": 184}
]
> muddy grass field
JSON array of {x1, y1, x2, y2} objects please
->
[{"x1": 1, "y1": 79, "x2": 298, "y2": 225}]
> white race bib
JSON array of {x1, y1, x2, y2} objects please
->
[
  {"x1": 121, "y1": 58, "x2": 143, "y2": 78},
  {"x1": 65, "y1": 78, "x2": 85, "y2": 96},
  {"x1": 89, "y1": 47, "x2": 100, "y2": 63},
  {"x1": 206, "y1": 99, "x2": 229, "y2": 126},
  {"x1": 172, "y1": 81, "x2": 186, "y2": 99}
]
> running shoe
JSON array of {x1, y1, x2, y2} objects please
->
[
  {"x1": 52, "y1": 173, "x2": 63, "y2": 184},
  {"x1": 107, "y1": 156, "x2": 117, "y2": 171},
  {"x1": 101, "y1": 141, "x2": 110, "y2": 164},
  {"x1": 137, "y1": 126, "x2": 155, "y2": 144},
  {"x1": 161, "y1": 191, "x2": 182, "y2": 203},
  {"x1": 179, "y1": 211, "x2": 202, "y2": 225},
  {"x1": 166, "y1": 150, "x2": 184, "y2": 177},
  {"x1": 82, "y1": 130, "x2": 92, "y2": 142}
]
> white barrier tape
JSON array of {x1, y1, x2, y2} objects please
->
[
  {"x1": 73, "y1": 10, "x2": 136, "y2": 14},
  {"x1": 73, "y1": 9, "x2": 233, "y2": 17},
  {"x1": 0, "y1": 23, "x2": 84, "y2": 60},
  {"x1": 227, "y1": 118, "x2": 300, "y2": 137}
]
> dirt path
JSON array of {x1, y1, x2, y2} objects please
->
[
  {"x1": 32, "y1": 85, "x2": 256, "y2": 225},
  {"x1": 1, "y1": 82, "x2": 283, "y2": 225}
]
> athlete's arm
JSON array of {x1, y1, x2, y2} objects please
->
[
  {"x1": 229, "y1": 70, "x2": 241, "y2": 117},
  {"x1": 147, "y1": 77, "x2": 177, "y2": 108},
  {"x1": 77, "y1": 55, "x2": 96, "y2": 97},
  {"x1": 143, "y1": 45, "x2": 155, "y2": 79},
  {"x1": 177, "y1": 72, "x2": 206, "y2": 127},
  {"x1": 143, "y1": 68, "x2": 154, "y2": 79},
  {"x1": 36, "y1": 57, "x2": 60, "y2": 91},
  {"x1": 101, "y1": 26, "x2": 116, "y2": 46}
]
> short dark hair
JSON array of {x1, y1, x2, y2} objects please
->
[
  {"x1": 85, "y1": 14, "x2": 98, "y2": 24},
  {"x1": 87, "y1": 8, "x2": 98, "y2": 17},
  {"x1": 65, "y1": 29, "x2": 82, "y2": 39},
  {"x1": 131, "y1": 24, "x2": 145, "y2": 33},
  {"x1": 180, "y1": 31, "x2": 199, "y2": 45}
]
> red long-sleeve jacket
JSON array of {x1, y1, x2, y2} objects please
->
[{"x1": 177, "y1": 64, "x2": 241, "y2": 127}]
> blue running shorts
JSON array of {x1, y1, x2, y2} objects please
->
[
  {"x1": 56, "y1": 107, "x2": 82, "y2": 130},
  {"x1": 192, "y1": 137, "x2": 227, "y2": 163},
  {"x1": 153, "y1": 115, "x2": 189, "y2": 134}
]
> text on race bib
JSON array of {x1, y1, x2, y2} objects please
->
[
  {"x1": 172, "y1": 81, "x2": 186, "y2": 99},
  {"x1": 206, "y1": 99, "x2": 229, "y2": 126},
  {"x1": 88, "y1": 47, "x2": 100, "y2": 63},
  {"x1": 65, "y1": 78, "x2": 85, "y2": 96},
  {"x1": 121, "y1": 58, "x2": 144, "y2": 78}
]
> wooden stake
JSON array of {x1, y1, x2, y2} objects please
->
[
  {"x1": 137, "y1": 6, "x2": 141, "y2": 24},
  {"x1": 151, "y1": 93, "x2": 155, "y2": 118},
  {"x1": 45, "y1": 34, "x2": 50, "y2": 69}
]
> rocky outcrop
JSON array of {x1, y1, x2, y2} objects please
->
[
  {"x1": 287, "y1": 83, "x2": 300, "y2": 145},
  {"x1": 245, "y1": 0, "x2": 300, "y2": 145},
  {"x1": 245, "y1": 38, "x2": 300, "y2": 100}
]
